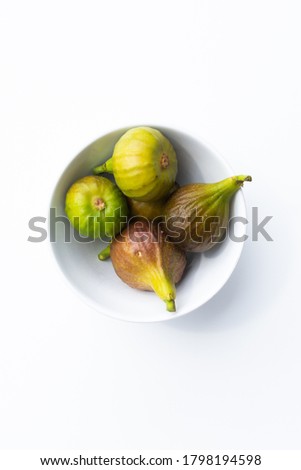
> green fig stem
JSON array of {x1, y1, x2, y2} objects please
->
[
  {"x1": 150, "y1": 271, "x2": 177, "y2": 313},
  {"x1": 165, "y1": 299, "x2": 176, "y2": 312},
  {"x1": 234, "y1": 175, "x2": 252, "y2": 185},
  {"x1": 93, "y1": 158, "x2": 114, "y2": 174},
  {"x1": 98, "y1": 245, "x2": 111, "y2": 261},
  {"x1": 214, "y1": 174, "x2": 252, "y2": 200}
]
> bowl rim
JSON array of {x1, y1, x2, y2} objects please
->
[{"x1": 48, "y1": 123, "x2": 247, "y2": 323}]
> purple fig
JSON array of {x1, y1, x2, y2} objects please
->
[
  {"x1": 110, "y1": 220, "x2": 186, "y2": 312},
  {"x1": 163, "y1": 175, "x2": 252, "y2": 252}
]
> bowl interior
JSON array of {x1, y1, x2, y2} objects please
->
[{"x1": 50, "y1": 126, "x2": 246, "y2": 322}]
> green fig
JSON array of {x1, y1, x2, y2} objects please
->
[
  {"x1": 110, "y1": 220, "x2": 186, "y2": 312},
  {"x1": 163, "y1": 175, "x2": 252, "y2": 252},
  {"x1": 93, "y1": 127, "x2": 178, "y2": 202},
  {"x1": 65, "y1": 175, "x2": 128, "y2": 239},
  {"x1": 127, "y1": 183, "x2": 180, "y2": 221}
]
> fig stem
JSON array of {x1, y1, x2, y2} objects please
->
[
  {"x1": 235, "y1": 175, "x2": 252, "y2": 185},
  {"x1": 215, "y1": 174, "x2": 252, "y2": 199},
  {"x1": 93, "y1": 158, "x2": 113, "y2": 174},
  {"x1": 98, "y1": 245, "x2": 111, "y2": 261},
  {"x1": 165, "y1": 299, "x2": 176, "y2": 312}
]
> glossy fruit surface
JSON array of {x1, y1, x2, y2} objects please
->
[
  {"x1": 94, "y1": 127, "x2": 177, "y2": 202},
  {"x1": 65, "y1": 175, "x2": 128, "y2": 239},
  {"x1": 110, "y1": 220, "x2": 186, "y2": 312},
  {"x1": 163, "y1": 175, "x2": 252, "y2": 252}
]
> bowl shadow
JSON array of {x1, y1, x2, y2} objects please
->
[{"x1": 164, "y1": 240, "x2": 282, "y2": 332}]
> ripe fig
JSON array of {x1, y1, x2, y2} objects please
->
[
  {"x1": 93, "y1": 127, "x2": 177, "y2": 202},
  {"x1": 65, "y1": 175, "x2": 128, "y2": 239},
  {"x1": 126, "y1": 198, "x2": 166, "y2": 222},
  {"x1": 127, "y1": 183, "x2": 179, "y2": 221},
  {"x1": 163, "y1": 175, "x2": 252, "y2": 252},
  {"x1": 110, "y1": 220, "x2": 186, "y2": 312}
]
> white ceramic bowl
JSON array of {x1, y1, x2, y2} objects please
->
[{"x1": 50, "y1": 126, "x2": 247, "y2": 322}]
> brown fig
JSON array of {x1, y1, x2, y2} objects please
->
[
  {"x1": 110, "y1": 220, "x2": 186, "y2": 312},
  {"x1": 163, "y1": 175, "x2": 252, "y2": 252},
  {"x1": 126, "y1": 198, "x2": 166, "y2": 222},
  {"x1": 126, "y1": 183, "x2": 179, "y2": 221}
]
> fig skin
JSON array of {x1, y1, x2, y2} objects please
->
[
  {"x1": 127, "y1": 183, "x2": 179, "y2": 221},
  {"x1": 65, "y1": 175, "x2": 128, "y2": 239},
  {"x1": 110, "y1": 220, "x2": 186, "y2": 312},
  {"x1": 163, "y1": 175, "x2": 252, "y2": 253},
  {"x1": 93, "y1": 127, "x2": 178, "y2": 202},
  {"x1": 127, "y1": 198, "x2": 165, "y2": 222}
]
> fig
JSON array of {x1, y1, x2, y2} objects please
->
[
  {"x1": 163, "y1": 175, "x2": 252, "y2": 252},
  {"x1": 127, "y1": 198, "x2": 166, "y2": 222},
  {"x1": 110, "y1": 220, "x2": 186, "y2": 312},
  {"x1": 127, "y1": 183, "x2": 179, "y2": 221},
  {"x1": 93, "y1": 127, "x2": 177, "y2": 202},
  {"x1": 65, "y1": 175, "x2": 128, "y2": 239}
]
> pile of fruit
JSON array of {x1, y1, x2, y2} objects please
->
[{"x1": 65, "y1": 127, "x2": 251, "y2": 312}]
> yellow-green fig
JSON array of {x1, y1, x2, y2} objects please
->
[
  {"x1": 163, "y1": 175, "x2": 252, "y2": 252},
  {"x1": 65, "y1": 175, "x2": 128, "y2": 240},
  {"x1": 110, "y1": 220, "x2": 186, "y2": 312},
  {"x1": 93, "y1": 127, "x2": 178, "y2": 202}
]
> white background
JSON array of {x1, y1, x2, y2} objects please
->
[{"x1": 1, "y1": 0, "x2": 301, "y2": 450}]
